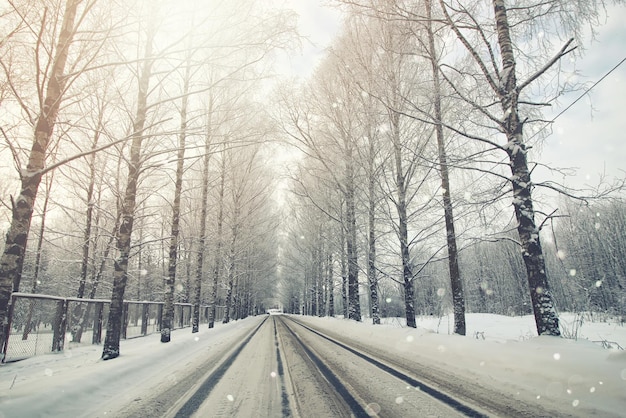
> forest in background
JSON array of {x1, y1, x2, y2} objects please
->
[{"x1": 0, "y1": 0, "x2": 624, "y2": 358}]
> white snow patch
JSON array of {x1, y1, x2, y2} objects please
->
[{"x1": 296, "y1": 312, "x2": 626, "y2": 416}]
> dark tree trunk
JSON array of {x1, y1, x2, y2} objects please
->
[
  {"x1": 425, "y1": 0, "x2": 466, "y2": 335},
  {"x1": 390, "y1": 109, "x2": 416, "y2": 329},
  {"x1": 223, "y1": 206, "x2": 239, "y2": 325},
  {"x1": 340, "y1": 202, "x2": 348, "y2": 318},
  {"x1": 102, "y1": 28, "x2": 154, "y2": 360},
  {"x1": 209, "y1": 151, "x2": 226, "y2": 328},
  {"x1": 492, "y1": 0, "x2": 560, "y2": 336},
  {"x1": 73, "y1": 128, "x2": 102, "y2": 343},
  {"x1": 22, "y1": 173, "x2": 54, "y2": 341},
  {"x1": 0, "y1": 0, "x2": 81, "y2": 354},
  {"x1": 161, "y1": 51, "x2": 191, "y2": 342},
  {"x1": 345, "y1": 153, "x2": 361, "y2": 321},
  {"x1": 327, "y1": 253, "x2": 334, "y2": 317},
  {"x1": 367, "y1": 135, "x2": 380, "y2": 325},
  {"x1": 193, "y1": 126, "x2": 212, "y2": 332}
]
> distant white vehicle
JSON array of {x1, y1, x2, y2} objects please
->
[{"x1": 267, "y1": 308, "x2": 283, "y2": 315}]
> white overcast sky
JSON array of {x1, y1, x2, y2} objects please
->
[
  {"x1": 280, "y1": 0, "x2": 343, "y2": 77},
  {"x1": 539, "y1": 6, "x2": 626, "y2": 190}
]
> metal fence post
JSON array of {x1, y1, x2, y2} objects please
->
[
  {"x1": 141, "y1": 303, "x2": 149, "y2": 336},
  {"x1": 93, "y1": 302, "x2": 103, "y2": 344},
  {"x1": 157, "y1": 304, "x2": 163, "y2": 331},
  {"x1": 122, "y1": 302, "x2": 129, "y2": 339},
  {"x1": 178, "y1": 305, "x2": 184, "y2": 328},
  {"x1": 52, "y1": 299, "x2": 68, "y2": 352},
  {"x1": 1, "y1": 294, "x2": 17, "y2": 363}
]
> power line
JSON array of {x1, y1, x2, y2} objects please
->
[{"x1": 531, "y1": 56, "x2": 626, "y2": 140}]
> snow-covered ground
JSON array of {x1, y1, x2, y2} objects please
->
[
  {"x1": 1, "y1": 312, "x2": 625, "y2": 417},
  {"x1": 298, "y1": 312, "x2": 626, "y2": 417}
]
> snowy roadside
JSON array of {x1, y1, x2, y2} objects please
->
[
  {"x1": 0, "y1": 317, "x2": 263, "y2": 418},
  {"x1": 296, "y1": 313, "x2": 626, "y2": 417}
]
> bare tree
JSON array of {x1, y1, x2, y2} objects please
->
[
  {"x1": 102, "y1": 18, "x2": 156, "y2": 359},
  {"x1": 161, "y1": 40, "x2": 194, "y2": 343},
  {"x1": 0, "y1": 0, "x2": 95, "y2": 356},
  {"x1": 435, "y1": 0, "x2": 610, "y2": 335},
  {"x1": 277, "y1": 73, "x2": 363, "y2": 321},
  {"x1": 424, "y1": 0, "x2": 466, "y2": 335}
]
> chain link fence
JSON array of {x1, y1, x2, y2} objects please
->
[{"x1": 2, "y1": 292, "x2": 224, "y2": 362}]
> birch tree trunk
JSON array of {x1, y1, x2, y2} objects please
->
[
  {"x1": 72, "y1": 129, "x2": 100, "y2": 343},
  {"x1": 327, "y1": 253, "x2": 335, "y2": 317},
  {"x1": 367, "y1": 134, "x2": 380, "y2": 325},
  {"x1": 209, "y1": 151, "x2": 226, "y2": 328},
  {"x1": 492, "y1": 0, "x2": 560, "y2": 336},
  {"x1": 223, "y1": 206, "x2": 239, "y2": 324},
  {"x1": 192, "y1": 109, "x2": 214, "y2": 332},
  {"x1": 161, "y1": 50, "x2": 191, "y2": 343},
  {"x1": 102, "y1": 27, "x2": 155, "y2": 360},
  {"x1": 0, "y1": 0, "x2": 81, "y2": 355},
  {"x1": 345, "y1": 152, "x2": 361, "y2": 321},
  {"x1": 425, "y1": 0, "x2": 466, "y2": 335},
  {"x1": 340, "y1": 201, "x2": 348, "y2": 318},
  {"x1": 22, "y1": 172, "x2": 54, "y2": 341}
]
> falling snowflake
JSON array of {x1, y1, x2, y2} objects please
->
[
  {"x1": 365, "y1": 403, "x2": 381, "y2": 415},
  {"x1": 569, "y1": 269, "x2": 577, "y2": 277},
  {"x1": 553, "y1": 353, "x2": 560, "y2": 360}
]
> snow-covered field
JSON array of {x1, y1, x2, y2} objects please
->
[{"x1": 0, "y1": 312, "x2": 625, "y2": 417}]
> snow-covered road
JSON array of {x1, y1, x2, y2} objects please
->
[{"x1": 162, "y1": 315, "x2": 473, "y2": 417}]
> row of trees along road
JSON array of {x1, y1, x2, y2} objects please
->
[
  {"x1": 1, "y1": 0, "x2": 624, "y2": 361},
  {"x1": 275, "y1": 0, "x2": 624, "y2": 336},
  {"x1": 0, "y1": 0, "x2": 298, "y2": 360}
]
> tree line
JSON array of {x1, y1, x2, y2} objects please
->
[
  {"x1": 0, "y1": 0, "x2": 297, "y2": 360},
  {"x1": 274, "y1": 0, "x2": 624, "y2": 336},
  {"x1": 0, "y1": 0, "x2": 624, "y2": 362}
]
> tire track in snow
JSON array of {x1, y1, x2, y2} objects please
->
[
  {"x1": 272, "y1": 317, "x2": 293, "y2": 417},
  {"x1": 165, "y1": 316, "x2": 268, "y2": 417},
  {"x1": 284, "y1": 316, "x2": 489, "y2": 418},
  {"x1": 277, "y1": 316, "x2": 372, "y2": 417}
]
